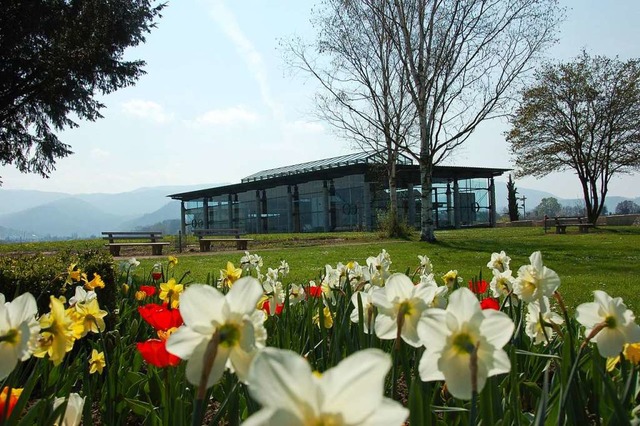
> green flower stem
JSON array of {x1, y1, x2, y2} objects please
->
[{"x1": 193, "y1": 330, "x2": 221, "y2": 426}]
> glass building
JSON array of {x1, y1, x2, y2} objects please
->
[{"x1": 167, "y1": 153, "x2": 508, "y2": 234}]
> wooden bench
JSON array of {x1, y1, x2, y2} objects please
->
[
  {"x1": 193, "y1": 228, "x2": 253, "y2": 252},
  {"x1": 102, "y1": 231, "x2": 170, "y2": 256},
  {"x1": 546, "y1": 216, "x2": 595, "y2": 234}
]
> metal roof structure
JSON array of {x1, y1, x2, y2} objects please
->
[
  {"x1": 241, "y1": 152, "x2": 413, "y2": 183},
  {"x1": 168, "y1": 152, "x2": 509, "y2": 201}
]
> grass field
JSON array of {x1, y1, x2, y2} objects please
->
[
  {"x1": 150, "y1": 227, "x2": 640, "y2": 311},
  {"x1": 4, "y1": 226, "x2": 633, "y2": 311}
]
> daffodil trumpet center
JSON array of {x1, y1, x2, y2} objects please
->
[
  {"x1": 453, "y1": 333, "x2": 477, "y2": 355},
  {"x1": 218, "y1": 323, "x2": 241, "y2": 347},
  {"x1": 395, "y1": 301, "x2": 412, "y2": 350},
  {"x1": 0, "y1": 329, "x2": 19, "y2": 344}
]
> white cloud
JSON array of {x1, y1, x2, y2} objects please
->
[
  {"x1": 89, "y1": 148, "x2": 111, "y2": 159},
  {"x1": 121, "y1": 99, "x2": 174, "y2": 123},
  {"x1": 209, "y1": 0, "x2": 283, "y2": 120},
  {"x1": 283, "y1": 120, "x2": 325, "y2": 134},
  {"x1": 191, "y1": 106, "x2": 260, "y2": 126}
]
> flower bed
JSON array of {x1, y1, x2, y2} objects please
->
[{"x1": 1, "y1": 249, "x2": 639, "y2": 425}]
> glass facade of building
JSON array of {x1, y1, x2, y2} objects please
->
[{"x1": 172, "y1": 153, "x2": 507, "y2": 235}]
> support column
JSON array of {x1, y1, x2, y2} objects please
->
[
  {"x1": 261, "y1": 190, "x2": 268, "y2": 233},
  {"x1": 363, "y1": 182, "x2": 372, "y2": 231},
  {"x1": 329, "y1": 180, "x2": 336, "y2": 231},
  {"x1": 255, "y1": 190, "x2": 261, "y2": 234},
  {"x1": 407, "y1": 183, "x2": 416, "y2": 229},
  {"x1": 227, "y1": 194, "x2": 234, "y2": 229},
  {"x1": 453, "y1": 179, "x2": 461, "y2": 229},
  {"x1": 446, "y1": 182, "x2": 453, "y2": 227},
  {"x1": 489, "y1": 178, "x2": 496, "y2": 227},
  {"x1": 233, "y1": 194, "x2": 240, "y2": 230},
  {"x1": 180, "y1": 201, "x2": 186, "y2": 236},
  {"x1": 323, "y1": 180, "x2": 330, "y2": 232},
  {"x1": 203, "y1": 198, "x2": 209, "y2": 229},
  {"x1": 293, "y1": 185, "x2": 301, "y2": 233},
  {"x1": 287, "y1": 186, "x2": 294, "y2": 232}
]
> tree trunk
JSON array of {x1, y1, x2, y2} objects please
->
[
  {"x1": 388, "y1": 171, "x2": 400, "y2": 236},
  {"x1": 420, "y1": 162, "x2": 435, "y2": 242}
]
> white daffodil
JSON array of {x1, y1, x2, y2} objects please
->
[
  {"x1": 166, "y1": 278, "x2": 266, "y2": 388},
  {"x1": 287, "y1": 284, "x2": 305, "y2": 306},
  {"x1": 489, "y1": 269, "x2": 515, "y2": 298},
  {"x1": 53, "y1": 392, "x2": 84, "y2": 426},
  {"x1": 418, "y1": 255, "x2": 433, "y2": 275},
  {"x1": 68, "y1": 286, "x2": 97, "y2": 307},
  {"x1": 0, "y1": 292, "x2": 40, "y2": 381},
  {"x1": 513, "y1": 251, "x2": 560, "y2": 303},
  {"x1": 366, "y1": 249, "x2": 391, "y2": 286},
  {"x1": 575, "y1": 290, "x2": 640, "y2": 357},
  {"x1": 418, "y1": 287, "x2": 514, "y2": 400},
  {"x1": 350, "y1": 287, "x2": 378, "y2": 333},
  {"x1": 262, "y1": 278, "x2": 284, "y2": 316},
  {"x1": 487, "y1": 251, "x2": 511, "y2": 273},
  {"x1": 278, "y1": 260, "x2": 290, "y2": 277},
  {"x1": 372, "y1": 273, "x2": 435, "y2": 347},
  {"x1": 240, "y1": 251, "x2": 263, "y2": 272},
  {"x1": 525, "y1": 297, "x2": 564, "y2": 345},
  {"x1": 243, "y1": 347, "x2": 408, "y2": 426}
]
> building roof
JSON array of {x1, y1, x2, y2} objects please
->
[
  {"x1": 241, "y1": 152, "x2": 412, "y2": 183},
  {"x1": 168, "y1": 152, "x2": 509, "y2": 201}
]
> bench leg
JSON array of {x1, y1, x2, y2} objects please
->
[
  {"x1": 199, "y1": 241, "x2": 211, "y2": 252},
  {"x1": 109, "y1": 246, "x2": 120, "y2": 256},
  {"x1": 237, "y1": 241, "x2": 247, "y2": 250},
  {"x1": 555, "y1": 226, "x2": 566, "y2": 234},
  {"x1": 152, "y1": 245, "x2": 164, "y2": 255}
]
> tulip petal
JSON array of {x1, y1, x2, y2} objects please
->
[{"x1": 320, "y1": 349, "x2": 390, "y2": 424}]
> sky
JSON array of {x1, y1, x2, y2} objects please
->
[{"x1": 1, "y1": 0, "x2": 639, "y2": 198}]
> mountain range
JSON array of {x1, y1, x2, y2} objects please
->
[{"x1": 0, "y1": 183, "x2": 637, "y2": 240}]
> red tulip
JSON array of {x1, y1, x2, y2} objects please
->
[
  {"x1": 0, "y1": 387, "x2": 21, "y2": 421},
  {"x1": 480, "y1": 297, "x2": 500, "y2": 310},
  {"x1": 140, "y1": 285, "x2": 157, "y2": 297},
  {"x1": 308, "y1": 286, "x2": 323, "y2": 298},
  {"x1": 136, "y1": 340, "x2": 181, "y2": 367},
  {"x1": 468, "y1": 279, "x2": 488, "y2": 294},
  {"x1": 138, "y1": 303, "x2": 183, "y2": 331},
  {"x1": 262, "y1": 300, "x2": 284, "y2": 315},
  {"x1": 152, "y1": 272, "x2": 162, "y2": 281}
]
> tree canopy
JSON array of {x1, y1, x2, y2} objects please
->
[
  {"x1": 0, "y1": 0, "x2": 165, "y2": 182},
  {"x1": 507, "y1": 52, "x2": 640, "y2": 222}
]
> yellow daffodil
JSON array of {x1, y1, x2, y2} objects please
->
[
  {"x1": 0, "y1": 293, "x2": 39, "y2": 381},
  {"x1": 135, "y1": 291, "x2": 147, "y2": 301},
  {"x1": 65, "y1": 264, "x2": 82, "y2": 285},
  {"x1": 72, "y1": 299, "x2": 107, "y2": 336},
  {"x1": 159, "y1": 278, "x2": 183, "y2": 309},
  {"x1": 168, "y1": 256, "x2": 178, "y2": 268},
  {"x1": 88, "y1": 349, "x2": 106, "y2": 374},
  {"x1": 313, "y1": 306, "x2": 334, "y2": 329},
  {"x1": 625, "y1": 342, "x2": 640, "y2": 364},
  {"x1": 219, "y1": 261, "x2": 242, "y2": 289},
  {"x1": 442, "y1": 270, "x2": 459, "y2": 288},
  {"x1": 34, "y1": 297, "x2": 83, "y2": 366},
  {"x1": 122, "y1": 284, "x2": 130, "y2": 294},
  {"x1": 244, "y1": 348, "x2": 408, "y2": 425},
  {"x1": 82, "y1": 273, "x2": 105, "y2": 290}
]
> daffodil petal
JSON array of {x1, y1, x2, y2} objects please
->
[
  {"x1": 228, "y1": 346, "x2": 257, "y2": 383},
  {"x1": 486, "y1": 348, "x2": 511, "y2": 376},
  {"x1": 595, "y1": 328, "x2": 627, "y2": 358},
  {"x1": 6, "y1": 293, "x2": 38, "y2": 327},
  {"x1": 384, "y1": 273, "x2": 415, "y2": 300},
  {"x1": 448, "y1": 288, "x2": 481, "y2": 324},
  {"x1": 418, "y1": 350, "x2": 445, "y2": 382},
  {"x1": 179, "y1": 285, "x2": 226, "y2": 329},
  {"x1": 320, "y1": 349, "x2": 390, "y2": 424},
  {"x1": 226, "y1": 277, "x2": 264, "y2": 315},
  {"x1": 185, "y1": 339, "x2": 230, "y2": 388},
  {"x1": 374, "y1": 314, "x2": 397, "y2": 340},
  {"x1": 242, "y1": 408, "x2": 304, "y2": 426},
  {"x1": 481, "y1": 310, "x2": 514, "y2": 349},
  {"x1": 166, "y1": 326, "x2": 208, "y2": 360},
  {"x1": 575, "y1": 302, "x2": 603, "y2": 328},
  {"x1": 359, "y1": 398, "x2": 409, "y2": 426},
  {"x1": 247, "y1": 348, "x2": 315, "y2": 415},
  {"x1": 0, "y1": 341, "x2": 19, "y2": 381},
  {"x1": 417, "y1": 310, "x2": 449, "y2": 351},
  {"x1": 439, "y1": 347, "x2": 473, "y2": 400}
]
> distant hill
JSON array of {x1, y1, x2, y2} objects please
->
[{"x1": 118, "y1": 201, "x2": 181, "y2": 230}]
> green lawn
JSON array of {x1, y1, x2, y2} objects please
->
[{"x1": 113, "y1": 226, "x2": 640, "y2": 312}]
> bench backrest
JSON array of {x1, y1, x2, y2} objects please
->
[
  {"x1": 193, "y1": 228, "x2": 243, "y2": 238},
  {"x1": 553, "y1": 216, "x2": 589, "y2": 225},
  {"x1": 102, "y1": 231, "x2": 163, "y2": 242}
]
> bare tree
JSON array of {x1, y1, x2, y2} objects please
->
[
  {"x1": 380, "y1": 0, "x2": 562, "y2": 241},
  {"x1": 508, "y1": 52, "x2": 640, "y2": 223},
  {"x1": 282, "y1": 0, "x2": 417, "y2": 236}
]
